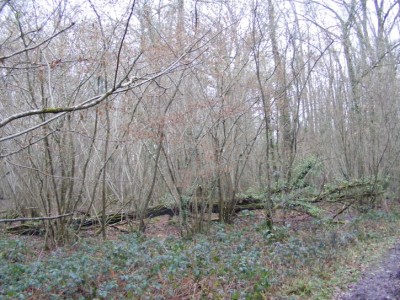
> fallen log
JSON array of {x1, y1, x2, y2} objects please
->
[
  {"x1": 4, "y1": 199, "x2": 264, "y2": 235},
  {"x1": 4, "y1": 179, "x2": 383, "y2": 236},
  {"x1": 75, "y1": 212, "x2": 136, "y2": 228},
  {"x1": 0, "y1": 213, "x2": 73, "y2": 223},
  {"x1": 6, "y1": 222, "x2": 45, "y2": 235}
]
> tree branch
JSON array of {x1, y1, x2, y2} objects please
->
[
  {"x1": 0, "y1": 23, "x2": 75, "y2": 62},
  {"x1": 0, "y1": 38, "x2": 203, "y2": 142},
  {"x1": 0, "y1": 213, "x2": 73, "y2": 223}
]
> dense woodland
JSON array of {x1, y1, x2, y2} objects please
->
[{"x1": 0, "y1": 0, "x2": 400, "y2": 247}]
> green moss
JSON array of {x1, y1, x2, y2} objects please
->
[{"x1": 42, "y1": 107, "x2": 65, "y2": 113}]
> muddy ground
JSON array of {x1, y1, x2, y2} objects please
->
[{"x1": 339, "y1": 243, "x2": 400, "y2": 300}]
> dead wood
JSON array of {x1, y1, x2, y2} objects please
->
[
  {"x1": 0, "y1": 213, "x2": 73, "y2": 223},
  {"x1": 3, "y1": 179, "x2": 383, "y2": 236}
]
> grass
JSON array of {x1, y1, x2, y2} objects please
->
[{"x1": 0, "y1": 209, "x2": 399, "y2": 299}]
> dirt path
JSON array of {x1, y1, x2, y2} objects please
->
[{"x1": 339, "y1": 243, "x2": 400, "y2": 300}]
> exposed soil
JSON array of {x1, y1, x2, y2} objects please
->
[{"x1": 339, "y1": 242, "x2": 400, "y2": 300}]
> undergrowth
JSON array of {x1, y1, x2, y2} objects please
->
[{"x1": 1, "y1": 210, "x2": 399, "y2": 299}]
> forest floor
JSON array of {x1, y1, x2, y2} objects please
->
[
  {"x1": 145, "y1": 211, "x2": 400, "y2": 300},
  {"x1": 338, "y1": 242, "x2": 400, "y2": 300},
  {"x1": 144, "y1": 212, "x2": 400, "y2": 300},
  {"x1": 1, "y1": 208, "x2": 400, "y2": 299}
]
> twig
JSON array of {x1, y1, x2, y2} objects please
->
[
  {"x1": 332, "y1": 202, "x2": 354, "y2": 220},
  {"x1": 0, "y1": 23, "x2": 75, "y2": 61},
  {"x1": 110, "y1": 224, "x2": 130, "y2": 233}
]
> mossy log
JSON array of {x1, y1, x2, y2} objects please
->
[
  {"x1": 5, "y1": 199, "x2": 264, "y2": 235},
  {"x1": 5, "y1": 180, "x2": 382, "y2": 235},
  {"x1": 78, "y1": 200, "x2": 260, "y2": 228},
  {"x1": 6, "y1": 222, "x2": 44, "y2": 235},
  {"x1": 310, "y1": 181, "x2": 382, "y2": 203},
  {"x1": 75, "y1": 206, "x2": 176, "y2": 228},
  {"x1": 0, "y1": 213, "x2": 73, "y2": 224}
]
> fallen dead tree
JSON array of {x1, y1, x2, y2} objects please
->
[
  {"x1": 3, "y1": 199, "x2": 265, "y2": 235},
  {"x1": 3, "y1": 213, "x2": 74, "y2": 235},
  {"x1": 3, "y1": 178, "x2": 384, "y2": 235},
  {"x1": 0, "y1": 213, "x2": 73, "y2": 224}
]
